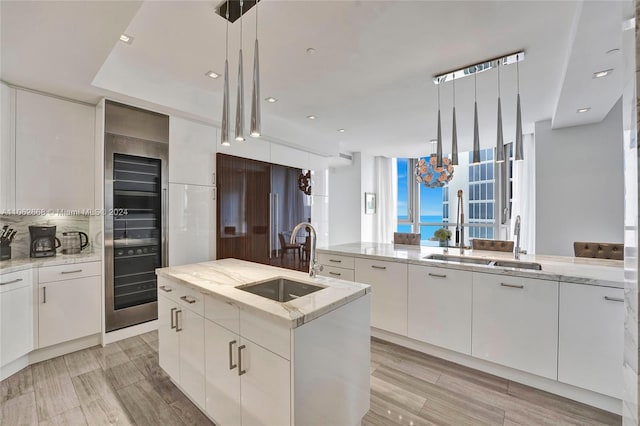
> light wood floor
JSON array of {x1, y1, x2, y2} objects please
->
[{"x1": 0, "y1": 332, "x2": 621, "y2": 425}]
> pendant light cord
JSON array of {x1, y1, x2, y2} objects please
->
[
  {"x1": 516, "y1": 59, "x2": 520, "y2": 94},
  {"x1": 240, "y1": 0, "x2": 243, "y2": 47},
  {"x1": 255, "y1": 0, "x2": 258, "y2": 36},
  {"x1": 437, "y1": 82, "x2": 440, "y2": 110},
  {"x1": 225, "y1": 0, "x2": 229, "y2": 59},
  {"x1": 474, "y1": 71, "x2": 477, "y2": 101},
  {"x1": 453, "y1": 77, "x2": 455, "y2": 107},
  {"x1": 497, "y1": 62, "x2": 501, "y2": 97}
]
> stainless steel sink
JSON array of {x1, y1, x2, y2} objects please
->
[
  {"x1": 424, "y1": 254, "x2": 542, "y2": 270},
  {"x1": 236, "y1": 278, "x2": 325, "y2": 303},
  {"x1": 425, "y1": 254, "x2": 493, "y2": 265},
  {"x1": 491, "y1": 260, "x2": 542, "y2": 270}
]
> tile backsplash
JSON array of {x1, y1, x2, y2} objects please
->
[{"x1": 0, "y1": 215, "x2": 93, "y2": 259}]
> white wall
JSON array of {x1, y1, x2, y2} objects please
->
[
  {"x1": 360, "y1": 153, "x2": 376, "y2": 243},
  {"x1": 328, "y1": 153, "x2": 362, "y2": 245},
  {"x1": 535, "y1": 98, "x2": 624, "y2": 256}
]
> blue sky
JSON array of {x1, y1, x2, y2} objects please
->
[{"x1": 397, "y1": 159, "x2": 443, "y2": 220}]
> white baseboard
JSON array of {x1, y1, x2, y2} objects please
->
[
  {"x1": 103, "y1": 320, "x2": 158, "y2": 345},
  {"x1": 1, "y1": 356, "x2": 29, "y2": 381},
  {"x1": 372, "y1": 328, "x2": 622, "y2": 415}
]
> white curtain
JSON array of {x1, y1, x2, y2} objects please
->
[
  {"x1": 511, "y1": 133, "x2": 536, "y2": 254},
  {"x1": 374, "y1": 156, "x2": 397, "y2": 243}
]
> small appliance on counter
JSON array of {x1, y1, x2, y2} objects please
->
[
  {"x1": 0, "y1": 225, "x2": 17, "y2": 260},
  {"x1": 61, "y1": 231, "x2": 89, "y2": 254},
  {"x1": 29, "y1": 225, "x2": 61, "y2": 258}
]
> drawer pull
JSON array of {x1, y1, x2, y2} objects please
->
[
  {"x1": 61, "y1": 269, "x2": 83, "y2": 275},
  {"x1": 238, "y1": 345, "x2": 247, "y2": 376},
  {"x1": 170, "y1": 307, "x2": 177, "y2": 329},
  {"x1": 604, "y1": 296, "x2": 624, "y2": 303},
  {"x1": 371, "y1": 265, "x2": 387, "y2": 270},
  {"x1": 329, "y1": 259, "x2": 342, "y2": 263},
  {"x1": 180, "y1": 295, "x2": 197, "y2": 304},
  {"x1": 229, "y1": 340, "x2": 237, "y2": 370},
  {"x1": 175, "y1": 309, "x2": 183, "y2": 332},
  {"x1": 329, "y1": 272, "x2": 342, "y2": 276},
  {"x1": 43, "y1": 286, "x2": 47, "y2": 304},
  {"x1": 428, "y1": 273, "x2": 447, "y2": 278},
  {"x1": 0, "y1": 278, "x2": 22, "y2": 285},
  {"x1": 500, "y1": 283, "x2": 524, "y2": 289},
  {"x1": 160, "y1": 285, "x2": 173, "y2": 293}
]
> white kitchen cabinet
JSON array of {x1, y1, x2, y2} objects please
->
[
  {"x1": 355, "y1": 258, "x2": 408, "y2": 335},
  {"x1": 15, "y1": 89, "x2": 95, "y2": 210},
  {"x1": 38, "y1": 275, "x2": 101, "y2": 348},
  {"x1": 169, "y1": 183, "x2": 216, "y2": 266},
  {"x1": 158, "y1": 292, "x2": 180, "y2": 381},
  {"x1": 169, "y1": 117, "x2": 217, "y2": 186},
  {"x1": 318, "y1": 265, "x2": 355, "y2": 281},
  {"x1": 0, "y1": 270, "x2": 33, "y2": 367},
  {"x1": 179, "y1": 305, "x2": 206, "y2": 408},
  {"x1": 204, "y1": 320, "x2": 241, "y2": 426},
  {"x1": 0, "y1": 82, "x2": 16, "y2": 211},
  {"x1": 240, "y1": 338, "x2": 291, "y2": 426},
  {"x1": 472, "y1": 273, "x2": 559, "y2": 380},
  {"x1": 558, "y1": 282, "x2": 624, "y2": 398},
  {"x1": 408, "y1": 265, "x2": 472, "y2": 354}
]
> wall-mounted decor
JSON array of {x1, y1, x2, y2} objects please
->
[
  {"x1": 298, "y1": 170, "x2": 311, "y2": 195},
  {"x1": 365, "y1": 192, "x2": 376, "y2": 215}
]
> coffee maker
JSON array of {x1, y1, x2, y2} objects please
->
[{"x1": 29, "y1": 226, "x2": 61, "y2": 258}]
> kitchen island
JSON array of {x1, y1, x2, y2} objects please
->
[
  {"x1": 317, "y1": 242, "x2": 624, "y2": 414},
  {"x1": 155, "y1": 258, "x2": 371, "y2": 426}
]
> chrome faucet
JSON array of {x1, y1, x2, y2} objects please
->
[
  {"x1": 514, "y1": 215, "x2": 527, "y2": 260},
  {"x1": 456, "y1": 190, "x2": 465, "y2": 254},
  {"x1": 290, "y1": 223, "x2": 323, "y2": 278}
]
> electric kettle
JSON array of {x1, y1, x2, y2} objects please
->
[{"x1": 61, "y1": 231, "x2": 89, "y2": 254}]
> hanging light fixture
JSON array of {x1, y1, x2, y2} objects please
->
[
  {"x1": 250, "y1": 0, "x2": 261, "y2": 137},
  {"x1": 436, "y1": 83, "x2": 443, "y2": 168},
  {"x1": 451, "y1": 78, "x2": 458, "y2": 166},
  {"x1": 515, "y1": 57, "x2": 524, "y2": 161},
  {"x1": 220, "y1": 0, "x2": 231, "y2": 146},
  {"x1": 495, "y1": 61, "x2": 505, "y2": 163},
  {"x1": 235, "y1": 0, "x2": 245, "y2": 142},
  {"x1": 472, "y1": 70, "x2": 481, "y2": 164}
]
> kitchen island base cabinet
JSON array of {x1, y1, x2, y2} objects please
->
[
  {"x1": 408, "y1": 265, "x2": 472, "y2": 354},
  {"x1": 472, "y1": 273, "x2": 559, "y2": 380},
  {"x1": 355, "y1": 258, "x2": 407, "y2": 335},
  {"x1": 558, "y1": 283, "x2": 624, "y2": 399}
]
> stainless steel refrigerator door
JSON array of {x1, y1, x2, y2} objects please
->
[{"x1": 105, "y1": 103, "x2": 168, "y2": 332}]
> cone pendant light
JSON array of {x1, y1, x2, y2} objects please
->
[
  {"x1": 220, "y1": 0, "x2": 231, "y2": 146},
  {"x1": 495, "y1": 63, "x2": 505, "y2": 163},
  {"x1": 451, "y1": 78, "x2": 458, "y2": 166},
  {"x1": 515, "y1": 59, "x2": 524, "y2": 161},
  {"x1": 250, "y1": 0, "x2": 261, "y2": 138},
  {"x1": 436, "y1": 84, "x2": 443, "y2": 168},
  {"x1": 235, "y1": 0, "x2": 245, "y2": 142},
  {"x1": 472, "y1": 71, "x2": 481, "y2": 164}
]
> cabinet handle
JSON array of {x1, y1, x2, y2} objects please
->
[
  {"x1": 500, "y1": 283, "x2": 524, "y2": 289},
  {"x1": 180, "y1": 295, "x2": 197, "y2": 304},
  {"x1": 238, "y1": 344, "x2": 247, "y2": 376},
  {"x1": 0, "y1": 278, "x2": 22, "y2": 285},
  {"x1": 329, "y1": 259, "x2": 342, "y2": 263},
  {"x1": 371, "y1": 265, "x2": 387, "y2": 270},
  {"x1": 175, "y1": 309, "x2": 182, "y2": 332},
  {"x1": 428, "y1": 273, "x2": 447, "y2": 278},
  {"x1": 61, "y1": 269, "x2": 83, "y2": 275},
  {"x1": 160, "y1": 285, "x2": 173, "y2": 293},
  {"x1": 43, "y1": 286, "x2": 47, "y2": 304},
  {"x1": 604, "y1": 296, "x2": 624, "y2": 303},
  {"x1": 229, "y1": 340, "x2": 237, "y2": 370},
  {"x1": 212, "y1": 172, "x2": 216, "y2": 186},
  {"x1": 170, "y1": 307, "x2": 177, "y2": 329},
  {"x1": 329, "y1": 272, "x2": 342, "y2": 276}
]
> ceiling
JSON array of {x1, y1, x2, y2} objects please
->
[{"x1": 0, "y1": 1, "x2": 627, "y2": 158}]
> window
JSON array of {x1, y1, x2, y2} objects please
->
[{"x1": 396, "y1": 147, "x2": 506, "y2": 245}]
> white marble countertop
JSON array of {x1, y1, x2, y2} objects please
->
[
  {"x1": 156, "y1": 258, "x2": 371, "y2": 328},
  {"x1": 0, "y1": 252, "x2": 102, "y2": 274},
  {"x1": 317, "y1": 242, "x2": 624, "y2": 289}
]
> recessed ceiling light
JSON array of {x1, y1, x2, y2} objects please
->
[
  {"x1": 306, "y1": 48, "x2": 316, "y2": 54},
  {"x1": 205, "y1": 70, "x2": 220, "y2": 79},
  {"x1": 265, "y1": 97, "x2": 278, "y2": 103},
  {"x1": 119, "y1": 34, "x2": 134, "y2": 44},
  {"x1": 338, "y1": 128, "x2": 345, "y2": 133},
  {"x1": 593, "y1": 69, "x2": 613, "y2": 79},
  {"x1": 577, "y1": 107, "x2": 591, "y2": 113},
  {"x1": 306, "y1": 115, "x2": 317, "y2": 120}
]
